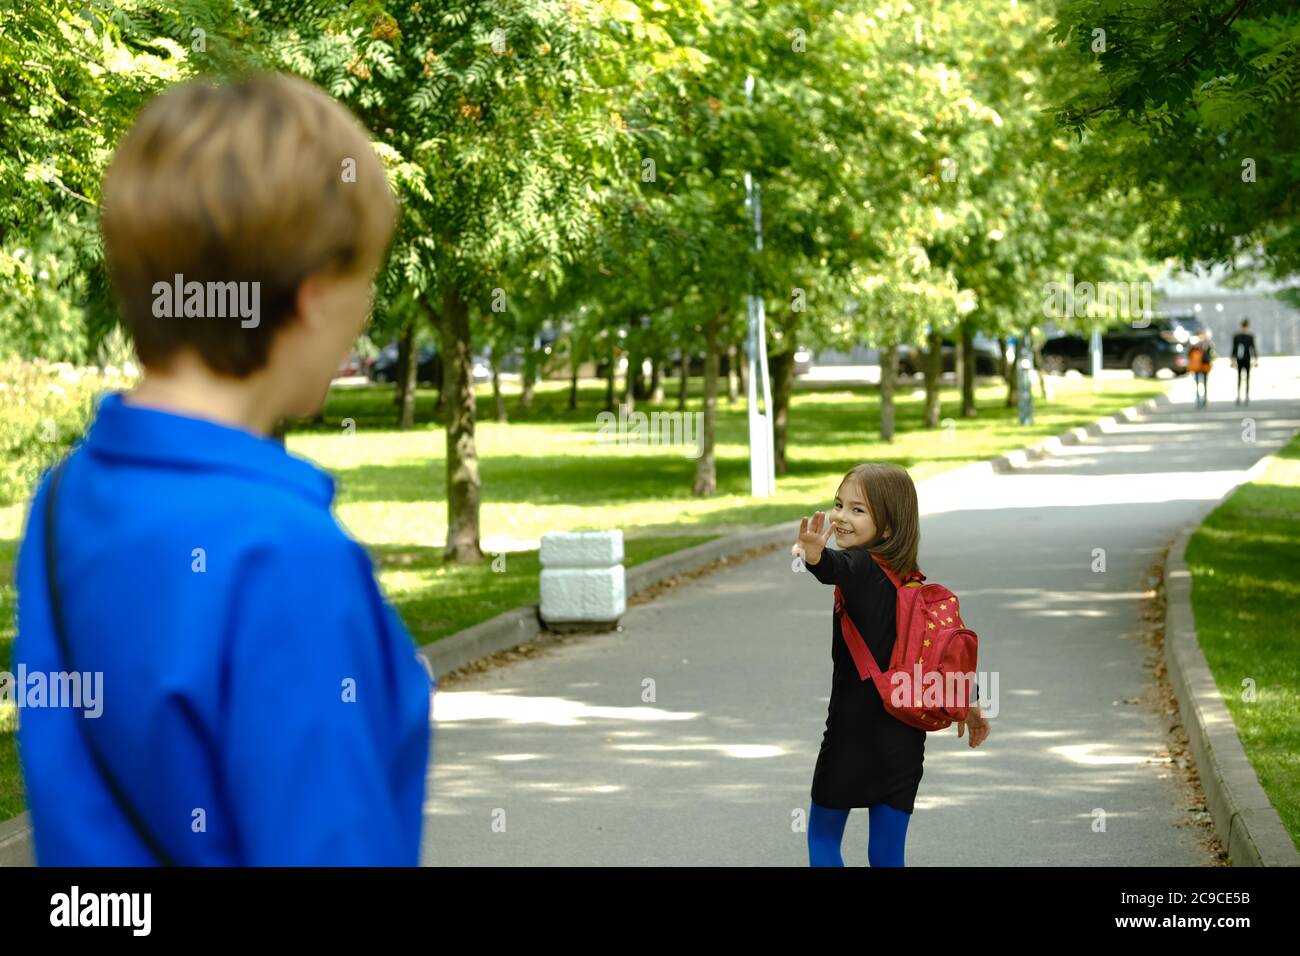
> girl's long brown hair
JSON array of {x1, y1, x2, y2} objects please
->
[{"x1": 839, "y1": 462, "x2": 920, "y2": 577}]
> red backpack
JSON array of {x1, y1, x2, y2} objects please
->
[{"x1": 833, "y1": 553, "x2": 978, "y2": 732}]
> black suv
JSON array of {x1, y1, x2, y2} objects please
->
[
  {"x1": 1040, "y1": 315, "x2": 1208, "y2": 379},
  {"x1": 369, "y1": 344, "x2": 442, "y2": 386},
  {"x1": 897, "y1": 335, "x2": 1005, "y2": 377}
]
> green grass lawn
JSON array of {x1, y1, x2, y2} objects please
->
[
  {"x1": 0, "y1": 370, "x2": 1167, "y2": 822},
  {"x1": 1185, "y1": 433, "x2": 1300, "y2": 854}
]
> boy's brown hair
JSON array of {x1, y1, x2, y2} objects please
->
[
  {"x1": 839, "y1": 462, "x2": 920, "y2": 576},
  {"x1": 100, "y1": 72, "x2": 397, "y2": 377}
]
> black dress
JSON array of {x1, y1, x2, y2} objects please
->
[{"x1": 806, "y1": 544, "x2": 925, "y2": 813}]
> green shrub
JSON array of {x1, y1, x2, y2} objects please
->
[{"x1": 0, "y1": 358, "x2": 137, "y2": 506}]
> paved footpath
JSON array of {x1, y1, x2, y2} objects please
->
[{"x1": 421, "y1": 360, "x2": 1300, "y2": 865}]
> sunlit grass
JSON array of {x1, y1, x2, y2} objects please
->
[{"x1": 1186, "y1": 433, "x2": 1300, "y2": 853}]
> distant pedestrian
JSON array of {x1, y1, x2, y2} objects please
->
[
  {"x1": 1188, "y1": 339, "x2": 1213, "y2": 408},
  {"x1": 1232, "y1": 319, "x2": 1258, "y2": 405}
]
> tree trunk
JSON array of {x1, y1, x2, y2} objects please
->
[
  {"x1": 677, "y1": 350, "x2": 689, "y2": 411},
  {"x1": 879, "y1": 342, "x2": 898, "y2": 442},
  {"x1": 520, "y1": 349, "x2": 536, "y2": 410},
  {"x1": 568, "y1": 349, "x2": 580, "y2": 411},
  {"x1": 1032, "y1": 335, "x2": 1051, "y2": 401},
  {"x1": 395, "y1": 319, "x2": 411, "y2": 408},
  {"x1": 491, "y1": 351, "x2": 507, "y2": 423},
  {"x1": 960, "y1": 322, "x2": 977, "y2": 418},
  {"x1": 397, "y1": 320, "x2": 417, "y2": 430},
  {"x1": 923, "y1": 327, "x2": 943, "y2": 429},
  {"x1": 736, "y1": 343, "x2": 746, "y2": 399},
  {"x1": 771, "y1": 348, "x2": 795, "y2": 476},
  {"x1": 727, "y1": 343, "x2": 740, "y2": 402},
  {"x1": 430, "y1": 287, "x2": 482, "y2": 563},
  {"x1": 434, "y1": 372, "x2": 445, "y2": 415},
  {"x1": 622, "y1": 345, "x2": 637, "y2": 413},
  {"x1": 693, "y1": 314, "x2": 721, "y2": 496},
  {"x1": 605, "y1": 342, "x2": 617, "y2": 412},
  {"x1": 649, "y1": 357, "x2": 664, "y2": 403}
]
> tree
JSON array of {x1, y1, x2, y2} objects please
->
[
  {"x1": 0, "y1": 1, "x2": 225, "y2": 361},
  {"x1": 1052, "y1": 0, "x2": 1300, "y2": 282},
  {"x1": 260, "y1": 1, "x2": 672, "y2": 560}
]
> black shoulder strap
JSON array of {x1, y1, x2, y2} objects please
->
[{"x1": 43, "y1": 457, "x2": 178, "y2": 866}]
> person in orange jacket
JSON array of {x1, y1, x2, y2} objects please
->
[{"x1": 1188, "y1": 340, "x2": 1213, "y2": 408}]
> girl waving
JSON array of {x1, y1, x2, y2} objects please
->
[{"x1": 794, "y1": 463, "x2": 989, "y2": 866}]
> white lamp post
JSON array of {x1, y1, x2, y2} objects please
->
[{"x1": 743, "y1": 74, "x2": 775, "y2": 497}]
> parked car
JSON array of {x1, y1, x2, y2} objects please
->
[
  {"x1": 537, "y1": 327, "x2": 562, "y2": 357},
  {"x1": 897, "y1": 335, "x2": 1004, "y2": 377},
  {"x1": 793, "y1": 347, "x2": 814, "y2": 376},
  {"x1": 1040, "y1": 314, "x2": 1207, "y2": 378},
  {"x1": 369, "y1": 344, "x2": 442, "y2": 386},
  {"x1": 611, "y1": 351, "x2": 730, "y2": 380},
  {"x1": 333, "y1": 350, "x2": 370, "y2": 379}
]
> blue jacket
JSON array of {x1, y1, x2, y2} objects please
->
[{"x1": 13, "y1": 391, "x2": 432, "y2": 865}]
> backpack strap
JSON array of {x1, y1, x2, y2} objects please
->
[
  {"x1": 833, "y1": 585, "x2": 882, "y2": 682},
  {"x1": 43, "y1": 456, "x2": 178, "y2": 866},
  {"x1": 869, "y1": 551, "x2": 924, "y2": 589}
]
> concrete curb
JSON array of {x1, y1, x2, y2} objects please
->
[
  {"x1": 625, "y1": 523, "x2": 798, "y2": 596},
  {"x1": 420, "y1": 523, "x2": 800, "y2": 680},
  {"x1": 989, "y1": 391, "x2": 1172, "y2": 473},
  {"x1": 0, "y1": 812, "x2": 33, "y2": 867},
  {"x1": 1164, "y1": 496, "x2": 1300, "y2": 866},
  {"x1": 419, "y1": 605, "x2": 544, "y2": 680}
]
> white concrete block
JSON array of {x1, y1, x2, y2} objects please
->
[
  {"x1": 540, "y1": 566, "x2": 626, "y2": 623},
  {"x1": 539, "y1": 530, "x2": 624, "y2": 568}
]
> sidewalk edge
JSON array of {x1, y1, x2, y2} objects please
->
[
  {"x1": 1163, "y1": 465, "x2": 1300, "y2": 867},
  {"x1": 418, "y1": 522, "x2": 800, "y2": 681},
  {"x1": 989, "y1": 391, "x2": 1172, "y2": 473}
]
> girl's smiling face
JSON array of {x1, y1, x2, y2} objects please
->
[{"x1": 831, "y1": 479, "x2": 880, "y2": 548}]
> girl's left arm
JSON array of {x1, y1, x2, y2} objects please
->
[{"x1": 804, "y1": 545, "x2": 872, "y2": 588}]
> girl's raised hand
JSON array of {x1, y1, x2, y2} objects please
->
[{"x1": 792, "y1": 511, "x2": 834, "y2": 565}]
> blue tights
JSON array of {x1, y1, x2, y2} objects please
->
[{"x1": 807, "y1": 798, "x2": 911, "y2": 867}]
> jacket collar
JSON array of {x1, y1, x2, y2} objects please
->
[{"x1": 82, "y1": 391, "x2": 335, "y2": 507}]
